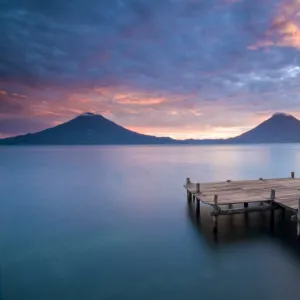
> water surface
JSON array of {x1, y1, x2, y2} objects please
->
[{"x1": 2, "y1": 145, "x2": 300, "y2": 300}]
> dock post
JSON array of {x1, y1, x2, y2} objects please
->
[
  {"x1": 270, "y1": 189, "x2": 275, "y2": 201},
  {"x1": 270, "y1": 189, "x2": 275, "y2": 233},
  {"x1": 187, "y1": 191, "x2": 192, "y2": 203},
  {"x1": 186, "y1": 178, "x2": 192, "y2": 203},
  {"x1": 213, "y1": 195, "x2": 218, "y2": 233},
  {"x1": 291, "y1": 172, "x2": 295, "y2": 179},
  {"x1": 297, "y1": 199, "x2": 300, "y2": 238},
  {"x1": 194, "y1": 183, "x2": 200, "y2": 202},
  {"x1": 228, "y1": 203, "x2": 232, "y2": 209},
  {"x1": 244, "y1": 203, "x2": 248, "y2": 208},
  {"x1": 196, "y1": 198, "x2": 200, "y2": 217}
]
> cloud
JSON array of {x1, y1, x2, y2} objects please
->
[
  {"x1": 1, "y1": 0, "x2": 300, "y2": 138},
  {"x1": 249, "y1": 0, "x2": 300, "y2": 49},
  {"x1": 114, "y1": 94, "x2": 165, "y2": 105}
]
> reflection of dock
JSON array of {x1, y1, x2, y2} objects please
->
[{"x1": 184, "y1": 173, "x2": 300, "y2": 237}]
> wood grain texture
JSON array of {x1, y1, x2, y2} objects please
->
[{"x1": 184, "y1": 178, "x2": 300, "y2": 210}]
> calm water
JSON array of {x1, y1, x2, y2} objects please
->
[{"x1": 2, "y1": 145, "x2": 300, "y2": 300}]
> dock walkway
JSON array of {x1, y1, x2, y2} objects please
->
[{"x1": 184, "y1": 173, "x2": 300, "y2": 237}]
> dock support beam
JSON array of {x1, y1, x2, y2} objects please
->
[{"x1": 213, "y1": 195, "x2": 218, "y2": 233}]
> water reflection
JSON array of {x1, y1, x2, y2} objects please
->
[{"x1": 187, "y1": 201, "x2": 300, "y2": 257}]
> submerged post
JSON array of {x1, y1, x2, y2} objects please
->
[
  {"x1": 213, "y1": 195, "x2": 218, "y2": 233},
  {"x1": 291, "y1": 172, "x2": 295, "y2": 179}
]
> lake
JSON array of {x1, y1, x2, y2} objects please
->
[{"x1": 2, "y1": 145, "x2": 300, "y2": 300}]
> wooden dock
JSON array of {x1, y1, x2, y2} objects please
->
[{"x1": 184, "y1": 172, "x2": 300, "y2": 237}]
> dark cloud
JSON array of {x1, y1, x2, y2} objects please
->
[
  {"x1": 0, "y1": 92, "x2": 25, "y2": 114},
  {"x1": 1, "y1": 0, "x2": 300, "y2": 138}
]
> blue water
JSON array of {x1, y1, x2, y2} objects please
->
[{"x1": 2, "y1": 145, "x2": 300, "y2": 300}]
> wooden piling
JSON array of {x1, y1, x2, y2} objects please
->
[
  {"x1": 213, "y1": 195, "x2": 218, "y2": 233},
  {"x1": 187, "y1": 191, "x2": 192, "y2": 203},
  {"x1": 196, "y1": 183, "x2": 200, "y2": 193},
  {"x1": 269, "y1": 189, "x2": 276, "y2": 233},
  {"x1": 186, "y1": 178, "x2": 191, "y2": 203},
  {"x1": 291, "y1": 172, "x2": 295, "y2": 179},
  {"x1": 270, "y1": 189, "x2": 275, "y2": 201},
  {"x1": 196, "y1": 199, "x2": 200, "y2": 216},
  {"x1": 297, "y1": 199, "x2": 300, "y2": 238},
  {"x1": 270, "y1": 209, "x2": 275, "y2": 233},
  {"x1": 244, "y1": 203, "x2": 248, "y2": 208}
]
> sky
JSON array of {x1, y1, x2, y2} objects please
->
[{"x1": 1, "y1": 0, "x2": 300, "y2": 139}]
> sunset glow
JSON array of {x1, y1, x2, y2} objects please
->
[{"x1": 2, "y1": 0, "x2": 300, "y2": 139}]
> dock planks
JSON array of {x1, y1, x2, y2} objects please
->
[
  {"x1": 185, "y1": 178, "x2": 300, "y2": 210},
  {"x1": 184, "y1": 175, "x2": 300, "y2": 238}
]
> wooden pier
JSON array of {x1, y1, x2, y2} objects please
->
[{"x1": 184, "y1": 172, "x2": 300, "y2": 237}]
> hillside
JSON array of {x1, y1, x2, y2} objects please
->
[
  {"x1": 0, "y1": 113, "x2": 179, "y2": 145},
  {"x1": 230, "y1": 113, "x2": 300, "y2": 143}
]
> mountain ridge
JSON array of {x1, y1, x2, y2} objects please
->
[{"x1": 0, "y1": 112, "x2": 299, "y2": 145}]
